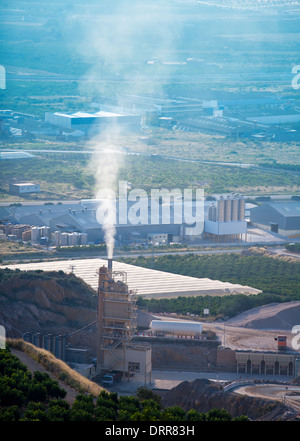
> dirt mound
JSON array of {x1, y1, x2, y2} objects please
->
[
  {"x1": 159, "y1": 378, "x2": 296, "y2": 421},
  {"x1": 226, "y1": 301, "x2": 300, "y2": 330}
]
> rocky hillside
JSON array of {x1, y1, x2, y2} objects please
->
[
  {"x1": 159, "y1": 378, "x2": 298, "y2": 421},
  {"x1": 0, "y1": 268, "x2": 97, "y2": 343}
]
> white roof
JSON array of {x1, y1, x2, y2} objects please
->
[
  {"x1": 94, "y1": 111, "x2": 124, "y2": 117},
  {"x1": 5, "y1": 258, "x2": 262, "y2": 299},
  {"x1": 11, "y1": 182, "x2": 37, "y2": 186},
  {"x1": 0, "y1": 152, "x2": 35, "y2": 160}
]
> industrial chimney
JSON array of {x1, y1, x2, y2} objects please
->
[{"x1": 108, "y1": 258, "x2": 113, "y2": 273}]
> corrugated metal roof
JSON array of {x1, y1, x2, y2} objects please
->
[{"x1": 269, "y1": 202, "x2": 300, "y2": 217}]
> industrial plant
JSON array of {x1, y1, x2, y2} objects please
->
[
  {"x1": 0, "y1": 193, "x2": 251, "y2": 246},
  {"x1": 95, "y1": 260, "x2": 152, "y2": 383},
  {"x1": 204, "y1": 194, "x2": 247, "y2": 243}
]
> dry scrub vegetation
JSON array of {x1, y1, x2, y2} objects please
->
[{"x1": 7, "y1": 339, "x2": 102, "y2": 398}]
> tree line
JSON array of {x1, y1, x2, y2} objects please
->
[{"x1": 0, "y1": 349, "x2": 248, "y2": 422}]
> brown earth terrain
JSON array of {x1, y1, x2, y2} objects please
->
[
  {"x1": 158, "y1": 378, "x2": 299, "y2": 421},
  {"x1": 0, "y1": 271, "x2": 98, "y2": 355}
]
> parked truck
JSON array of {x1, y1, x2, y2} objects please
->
[{"x1": 101, "y1": 371, "x2": 123, "y2": 386}]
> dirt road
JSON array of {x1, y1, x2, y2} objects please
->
[
  {"x1": 11, "y1": 349, "x2": 79, "y2": 405},
  {"x1": 234, "y1": 384, "x2": 300, "y2": 411}
]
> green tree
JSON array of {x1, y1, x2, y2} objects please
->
[
  {"x1": 0, "y1": 406, "x2": 20, "y2": 421},
  {"x1": 206, "y1": 408, "x2": 232, "y2": 421},
  {"x1": 23, "y1": 402, "x2": 48, "y2": 422},
  {"x1": 187, "y1": 409, "x2": 207, "y2": 421},
  {"x1": 96, "y1": 390, "x2": 118, "y2": 421},
  {"x1": 118, "y1": 395, "x2": 140, "y2": 421},
  {"x1": 48, "y1": 399, "x2": 70, "y2": 421},
  {"x1": 161, "y1": 406, "x2": 186, "y2": 421},
  {"x1": 136, "y1": 387, "x2": 161, "y2": 404}
]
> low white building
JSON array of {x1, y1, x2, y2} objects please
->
[{"x1": 9, "y1": 182, "x2": 40, "y2": 196}]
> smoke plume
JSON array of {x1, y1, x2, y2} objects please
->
[
  {"x1": 89, "y1": 128, "x2": 124, "y2": 259},
  {"x1": 74, "y1": 1, "x2": 178, "y2": 258}
]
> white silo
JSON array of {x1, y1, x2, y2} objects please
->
[
  {"x1": 208, "y1": 205, "x2": 213, "y2": 221},
  {"x1": 31, "y1": 226, "x2": 41, "y2": 243},
  {"x1": 232, "y1": 196, "x2": 239, "y2": 221},
  {"x1": 238, "y1": 198, "x2": 245, "y2": 221},
  {"x1": 41, "y1": 226, "x2": 51, "y2": 239},
  {"x1": 68, "y1": 233, "x2": 78, "y2": 246},
  {"x1": 79, "y1": 232, "x2": 88, "y2": 245},
  {"x1": 208, "y1": 204, "x2": 217, "y2": 221},
  {"x1": 54, "y1": 231, "x2": 61, "y2": 246},
  {"x1": 224, "y1": 196, "x2": 232, "y2": 222},
  {"x1": 60, "y1": 233, "x2": 69, "y2": 246},
  {"x1": 217, "y1": 197, "x2": 225, "y2": 221}
]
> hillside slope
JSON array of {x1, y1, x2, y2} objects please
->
[
  {"x1": 226, "y1": 301, "x2": 300, "y2": 330},
  {"x1": 0, "y1": 269, "x2": 97, "y2": 349},
  {"x1": 159, "y1": 378, "x2": 298, "y2": 421}
]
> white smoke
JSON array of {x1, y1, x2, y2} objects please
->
[
  {"x1": 73, "y1": 2, "x2": 179, "y2": 258},
  {"x1": 89, "y1": 128, "x2": 124, "y2": 259}
]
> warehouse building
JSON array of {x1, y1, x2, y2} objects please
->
[
  {"x1": 235, "y1": 351, "x2": 297, "y2": 376},
  {"x1": 204, "y1": 194, "x2": 247, "y2": 242},
  {"x1": 9, "y1": 182, "x2": 40, "y2": 196},
  {"x1": 45, "y1": 111, "x2": 141, "y2": 134},
  {"x1": 250, "y1": 202, "x2": 300, "y2": 237},
  {"x1": 175, "y1": 116, "x2": 268, "y2": 138}
]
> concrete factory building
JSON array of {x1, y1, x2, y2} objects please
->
[
  {"x1": 250, "y1": 202, "x2": 300, "y2": 237},
  {"x1": 96, "y1": 262, "x2": 151, "y2": 382},
  {"x1": 204, "y1": 194, "x2": 247, "y2": 242},
  {"x1": 45, "y1": 110, "x2": 140, "y2": 134}
]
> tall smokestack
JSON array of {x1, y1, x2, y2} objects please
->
[{"x1": 108, "y1": 258, "x2": 113, "y2": 273}]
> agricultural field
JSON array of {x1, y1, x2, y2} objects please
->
[{"x1": 0, "y1": 145, "x2": 299, "y2": 202}]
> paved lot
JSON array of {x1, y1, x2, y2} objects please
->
[{"x1": 108, "y1": 369, "x2": 294, "y2": 395}]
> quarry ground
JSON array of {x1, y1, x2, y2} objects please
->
[{"x1": 203, "y1": 323, "x2": 289, "y2": 352}]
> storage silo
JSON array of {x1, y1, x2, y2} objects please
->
[
  {"x1": 41, "y1": 226, "x2": 51, "y2": 239},
  {"x1": 68, "y1": 232, "x2": 78, "y2": 246},
  {"x1": 54, "y1": 231, "x2": 61, "y2": 246},
  {"x1": 232, "y1": 197, "x2": 239, "y2": 221},
  {"x1": 208, "y1": 204, "x2": 213, "y2": 221},
  {"x1": 79, "y1": 232, "x2": 88, "y2": 245},
  {"x1": 33, "y1": 333, "x2": 42, "y2": 348},
  {"x1": 224, "y1": 196, "x2": 232, "y2": 222},
  {"x1": 208, "y1": 204, "x2": 217, "y2": 221},
  {"x1": 212, "y1": 205, "x2": 217, "y2": 221},
  {"x1": 31, "y1": 226, "x2": 41, "y2": 243},
  {"x1": 238, "y1": 198, "x2": 245, "y2": 221},
  {"x1": 61, "y1": 233, "x2": 69, "y2": 246},
  {"x1": 217, "y1": 197, "x2": 225, "y2": 221}
]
